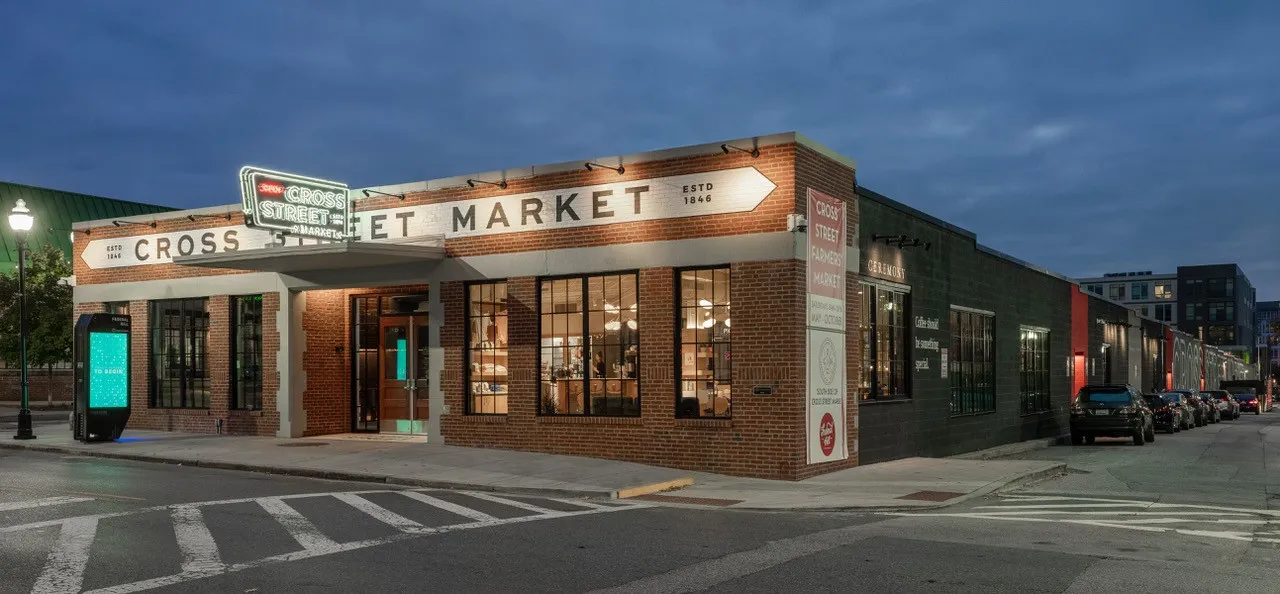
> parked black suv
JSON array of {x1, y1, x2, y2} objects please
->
[
  {"x1": 1143, "y1": 394, "x2": 1179, "y2": 434},
  {"x1": 1071, "y1": 385, "x2": 1155, "y2": 445}
]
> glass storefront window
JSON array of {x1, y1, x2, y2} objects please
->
[
  {"x1": 860, "y1": 283, "x2": 909, "y2": 401},
  {"x1": 1019, "y1": 328, "x2": 1049, "y2": 414},
  {"x1": 231, "y1": 295, "x2": 263, "y2": 410},
  {"x1": 467, "y1": 282, "x2": 509, "y2": 415},
  {"x1": 149, "y1": 298, "x2": 209, "y2": 409},
  {"x1": 677, "y1": 267, "x2": 731, "y2": 418},
  {"x1": 539, "y1": 273, "x2": 639, "y2": 416},
  {"x1": 949, "y1": 308, "x2": 994, "y2": 415}
]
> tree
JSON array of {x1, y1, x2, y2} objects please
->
[{"x1": 0, "y1": 244, "x2": 73, "y2": 404}]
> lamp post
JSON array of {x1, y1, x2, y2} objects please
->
[{"x1": 8, "y1": 199, "x2": 35, "y2": 440}]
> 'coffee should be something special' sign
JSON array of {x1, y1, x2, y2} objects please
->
[
  {"x1": 81, "y1": 167, "x2": 778, "y2": 269},
  {"x1": 240, "y1": 167, "x2": 349, "y2": 241}
]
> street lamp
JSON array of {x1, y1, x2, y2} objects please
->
[{"x1": 8, "y1": 199, "x2": 35, "y2": 440}]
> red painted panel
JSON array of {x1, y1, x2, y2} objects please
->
[{"x1": 1071, "y1": 287, "x2": 1090, "y2": 396}]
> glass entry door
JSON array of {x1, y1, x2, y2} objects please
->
[{"x1": 379, "y1": 315, "x2": 429, "y2": 434}]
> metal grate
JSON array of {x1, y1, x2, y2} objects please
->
[{"x1": 896, "y1": 490, "x2": 966, "y2": 502}]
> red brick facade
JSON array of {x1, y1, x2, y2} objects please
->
[{"x1": 73, "y1": 135, "x2": 867, "y2": 479}]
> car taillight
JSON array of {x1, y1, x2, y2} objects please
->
[{"x1": 1070, "y1": 405, "x2": 1084, "y2": 415}]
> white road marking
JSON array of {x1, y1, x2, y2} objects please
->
[
  {"x1": 461, "y1": 491, "x2": 558, "y2": 515},
  {"x1": 332, "y1": 492, "x2": 424, "y2": 533},
  {"x1": 81, "y1": 498, "x2": 647, "y2": 594},
  {"x1": 399, "y1": 491, "x2": 496, "y2": 522},
  {"x1": 31, "y1": 517, "x2": 99, "y2": 594},
  {"x1": 0, "y1": 495, "x2": 94, "y2": 512},
  {"x1": 256, "y1": 497, "x2": 340, "y2": 551},
  {"x1": 172, "y1": 506, "x2": 224, "y2": 574}
]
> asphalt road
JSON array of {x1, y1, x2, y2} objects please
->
[{"x1": 4, "y1": 412, "x2": 1280, "y2": 593}]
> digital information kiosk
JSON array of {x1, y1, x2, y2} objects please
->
[{"x1": 73, "y1": 313, "x2": 132, "y2": 442}]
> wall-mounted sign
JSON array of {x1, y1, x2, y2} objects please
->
[
  {"x1": 81, "y1": 167, "x2": 777, "y2": 270},
  {"x1": 865, "y1": 258, "x2": 905, "y2": 282},
  {"x1": 915, "y1": 317, "x2": 939, "y2": 330},
  {"x1": 240, "y1": 167, "x2": 349, "y2": 241},
  {"x1": 806, "y1": 188, "x2": 846, "y2": 331},
  {"x1": 352, "y1": 166, "x2": 775, "y2": 241},
  {"x1": 805, "y1": 188, "x2": 847, "y2": 465}
]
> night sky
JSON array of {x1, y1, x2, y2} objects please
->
[{"x1": 2, "y1": 1, "x2": 1277, "y2": 295}]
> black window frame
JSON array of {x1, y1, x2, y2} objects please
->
[
  {"x1": 1110, "y1": 284, "x2": 1126, "y2": 300},
  {"x1": 860, "y1": 282, "x2": 911, "y2": 402},
  {"x1": 949, "y1": 308, "x2": 995, "y2": 416},
  {"x1": 149, "y1": 298, "x2": 210, "y2": 409},
  {"x1": 465, "y1": 280, "x2": 510, "y2": 416},
  {"x1": 675, "y1": 266, "x2": 732, "y2": 418},
  {"x1": 1131, "y1": 283, "x2": 1148, "y2": 300},
  {"x1": 1019, "y1": 327, "x2": 1051, "y2": 414},
  {"x1": 1154, "y1": 282, "x2": 1172, "y2": 299},
  {"x1": 230, "y1": 294, "x2": 264, "y2": 411},
  {"x1": 538, "y1": 271, "x2": 641, "y2": 417}
]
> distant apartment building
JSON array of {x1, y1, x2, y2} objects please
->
[
  {"x1": 1077, "y1": 264, "x2": 1257, "y2": 356},
  {"x1": 1078, "y1": 271, "x2": 1177, "y2": 323}
]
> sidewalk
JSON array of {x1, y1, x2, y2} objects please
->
[{"x1": 0, "y1": 426, "x2": 1065, "y2": 509}]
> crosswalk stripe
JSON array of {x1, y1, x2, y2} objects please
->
[
  {"x1": 172, "y1": 506, "x2": 224, "y2": 574},
  {"x1": 0, "y1": 495, "x2": 94, "y2": 512},
  {"x1": 257, "y1": 497, "x2": 339, "y2": 551},
  {"x1": 31, "y1": 516, "x2": 99, "y2": 594},
  {"x1": 399, "y1": 491, "x2": 496, "y2": 522},
  {"x1": 332, "y1": 493, "x2": 425, "y2": 533},
  {"x1": 462, "y1": 492, "x2": 558, "y2": 515}
]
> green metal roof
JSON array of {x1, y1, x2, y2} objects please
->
[{"x1": 0, "y1": 181, "x2": 174, "y2": 273}]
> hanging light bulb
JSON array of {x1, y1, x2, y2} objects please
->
[
  {"x1": 629, "y1": 303, "x2": 637, "y2": 312},
  {"x1": 605, "y1": 303, "x2": 619, "y2": 314},
  {"x1": 724, "y1": 318, "x2": 731, "y2": 328},
  {"x1": 626, "y1": 319, "x2": 637, "y2": 330},
  {"x1": 699, "y1": 298, "x2": 713, "y2": 310},
  {"x1": 702, "y1": 317, "x2": 715, "y2": 329},
  {"x1": 605, "y1": 320, "x2": 621, "y2": 331}
]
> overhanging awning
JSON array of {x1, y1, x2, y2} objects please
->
[{"x1": 172, "y1": 241, "x2": 446, "y2": 273}]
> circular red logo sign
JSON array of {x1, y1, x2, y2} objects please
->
[{"x1": 819, "y1": 413, "x2": 836, "y2": 456}]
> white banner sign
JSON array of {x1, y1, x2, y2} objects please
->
[
  {"x1": 80, "y1": 167, "x2": 777, "y2": 269},
  {"x1": 806, "y1": 328, "x2": 847, "y2": 463},
  {"x1": 805, "y1": 188, "x2": 848, "y2": 465}
]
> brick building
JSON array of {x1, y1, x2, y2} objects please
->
[{"x1": 68, "y1": 133, "x2": 1258, "y2": 479}]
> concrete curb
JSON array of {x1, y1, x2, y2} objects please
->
[
  {"x1": 712, "y1": 462, "x2": 1069, "y2": 513},
  {"x1": 0, "y1": 441, "x2": 626, "y2": 500}
]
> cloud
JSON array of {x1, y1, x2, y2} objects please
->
[{"x1": 0, "y1": 0, "x2": 1278, "y2": 297}]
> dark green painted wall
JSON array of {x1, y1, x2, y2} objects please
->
[{"x1": 856, "y1": 190, "x2": 1074, "y2": 463}]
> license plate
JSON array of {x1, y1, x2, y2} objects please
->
[{"x1": 1090, "y1": 409, "x2": 1112, "y2": 416}]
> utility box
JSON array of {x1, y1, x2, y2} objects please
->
[{"x1": 73, "y1": 313, "x2": 132, "y2": 442}]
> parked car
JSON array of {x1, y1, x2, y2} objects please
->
[
  {"x1": 1167, "y1": 390, "x2": 1209, "y2": 427},
  {"x1": 1143, "y1": 394, "x2": 1180, "y2": 434},
  {"x1": 1202, "y1": 390, "x2": 1240, "y2": 420},
  {"x1": 1159, "y1": 392, "x2": 1196, "y2": 430},
  {"x1": 1234, "y1": 392, "x2": 1263, "y2": 415},
  {"x1": 1071, "y1": 384, "x2": 1156, "y2": 446}
]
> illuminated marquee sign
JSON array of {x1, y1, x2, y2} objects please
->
[{"x1": 239, "y1": 166, "x2": 349, "y2": 240}]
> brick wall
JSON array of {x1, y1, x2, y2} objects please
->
[
  {"x1": 0, "y1": 368, "x2": 72, "y2": 403},
  {"x1": 438, "y1": 261, "x2": 810, "y2": 480},
  {"x1": 73, "y1": 295, "x2": 282, "y2": 436}
]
